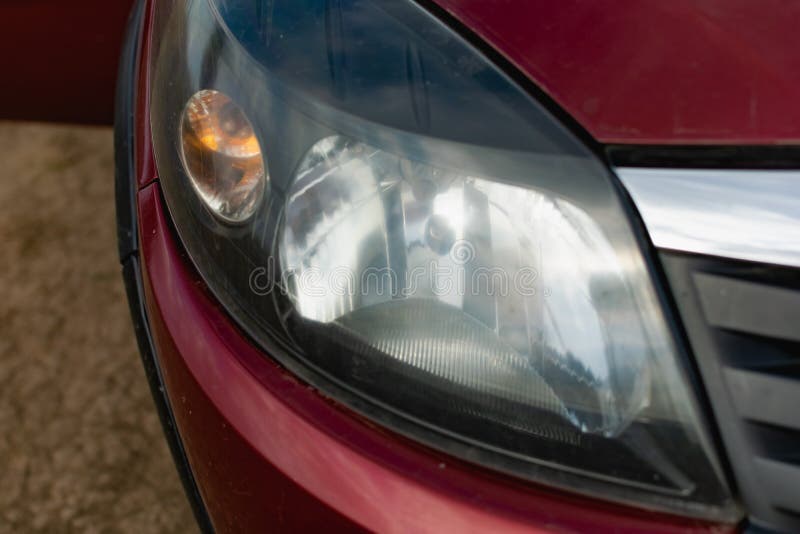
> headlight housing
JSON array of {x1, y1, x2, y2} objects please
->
[{"x1": 149, "y1": 0, "x2": 738, "y2": 520}]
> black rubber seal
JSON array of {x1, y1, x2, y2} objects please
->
[
  {"x1": 115, "y1": 1, "x2": 214, "y2": 531},
  {"x1": 114, "y1": 0, "x2": 140, "y2": 263}
]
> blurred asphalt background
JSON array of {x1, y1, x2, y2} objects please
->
[{"x1": 0, "y1": 122, "x2": 196, "y2": 533}]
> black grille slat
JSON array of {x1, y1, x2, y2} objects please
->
[
  {"x1": 694, "y1": 273, "x2": 800, "y2": 343},
  {"x1": 725, "y1": 368, "x2": 800, "y2": 432},
  {"x1": 753, "y1": 459, "x2": 800, "y2": 515}
]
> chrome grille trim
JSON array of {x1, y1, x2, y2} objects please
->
[{"x1": 616, "y1": 167, "x2": 800, "y2": 267}]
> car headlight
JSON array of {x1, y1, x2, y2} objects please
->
[{"x1": 149, "y1": 0, "x2": 738, "y2": 520}]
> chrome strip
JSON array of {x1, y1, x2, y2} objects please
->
[{"x1": 616, "y1": 167, "x2": 800, "y2": 268}]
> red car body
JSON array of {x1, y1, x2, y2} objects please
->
[
  {"x1": 434, "y1": 0, "x2": 800, "y2": 145},
  {"x1": 8, "y1": 0, "x2": 799, "y2": 532}
]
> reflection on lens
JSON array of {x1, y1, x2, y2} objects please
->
[
  {"x1": 180, "y1": 89, "x2": 266, "y2": 223},
  {"x1": 280, "y1": 136, "x2": 656, "y2": 436}
]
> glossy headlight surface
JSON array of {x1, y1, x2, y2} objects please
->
[{"x1": 150, "y1": 0, "x2": 738, "y2": 519}]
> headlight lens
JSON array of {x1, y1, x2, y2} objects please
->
[
  {"x1": 149, "y1": 0, "x2": 738, "y2": 520},
  {"x1": 282, "y1": 136, "x2": 650, "y2": 437}
]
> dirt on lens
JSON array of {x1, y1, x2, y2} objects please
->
[{"x1": 0, "y1": 122, "x2": 196, "y2": 533}]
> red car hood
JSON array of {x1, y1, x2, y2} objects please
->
[{"x1": 433, "y1": 0, "x2": 800, "y2": 145}]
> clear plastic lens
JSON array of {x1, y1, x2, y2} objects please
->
[
  {"x1": 180, "y1": 90, "x2": 266, "y2": 223},
  {"x1": 149, "y1": 0, "x2": 737, "y2": 519},
  {"x1": 282, "y1": 137, "x2": 656, "y2": 436}
]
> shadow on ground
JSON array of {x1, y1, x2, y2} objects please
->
[{"x1": 0, "y1": 122, "x2": 196, "y2": 533}]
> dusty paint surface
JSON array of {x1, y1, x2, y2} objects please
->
[{"x1": 0, "y1": 123, "x2": 196, "y2": 533}]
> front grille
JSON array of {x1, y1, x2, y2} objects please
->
[{"x1": 661, "y1": 252, "x2": 800, "y2": 532}]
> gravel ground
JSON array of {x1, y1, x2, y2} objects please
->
[{"x1": 0, "y1": 122, "x2": 196, "y2": 533}]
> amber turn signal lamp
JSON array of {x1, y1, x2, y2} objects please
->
[{"x1": 180, "y1": 90, "x2": 267, "y2": 223}]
